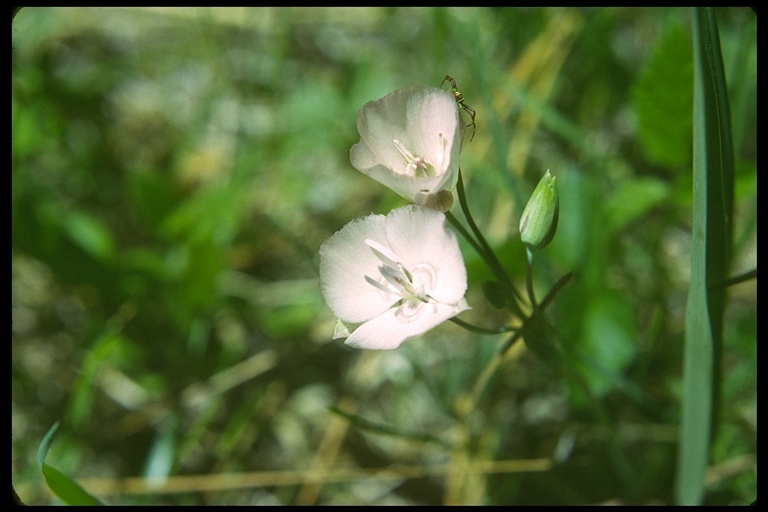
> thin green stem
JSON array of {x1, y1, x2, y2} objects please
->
[
  {"x1": 501, "y1": 271, "x2": 572, "y2": 355},
  {"x1": 449, "y1": 317, "x2": 517, "y2": 335},
  {"x1": 455, "y1": 170, "x2": 527, "y2": 318},
  {"x1": 525, "y1": 247, "x2": 538, "y2": 308},
  {"x1": 709, "y1": 268, "x2": 756, "y2": 290},
  {"x1": 445, "y1": 211, "x2": 485, "y2": 259},
  {"x1": 458, "y1": 272, "x2": 574, "y2": 421}
]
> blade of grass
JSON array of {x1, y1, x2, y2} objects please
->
[
  {"x1": 37, "y1": 422, "x2": 103, "y2": 505},
  {"x1": 675, "y1": 7, "x2": 734, "y2": 505},
  {"x1": 327, "y1": 406, "x2": 452, "y2": 449}
]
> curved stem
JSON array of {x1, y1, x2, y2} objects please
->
[
  {"x1": 445, "y1": 211, "x2": 484, "y2": 260},
  {"x1": 458, "y1": 271, "x2": 574, "y2": 423},
  {"x1": 449, "y1": 316, "x2": 518, "y2": 335},
  {"x1": 501, "y1": 271, "x2": 572, "y2": 355},
  {"x1": 454, "y1": 170, "x2": 527, "y2": 318}
]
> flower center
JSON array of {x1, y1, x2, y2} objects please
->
[
  {"x1": 364, "y1": 239, "x2": 439, "y2": 322},
  {"x1": 393, "y1": 139, "x2": 433, "y2": 177},
  {"x1": 392, "y1": 133, "x2": 448, "y2": 178}
]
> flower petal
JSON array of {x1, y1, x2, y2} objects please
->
[
  {"x1": 384, "y1": 206, "x2": 467, "y2": 304},
  {"x1": 349, "y1": 86, "x2": 461, "y2": 205},
  {"x1": 415, "y1": 89, "x2": 462, "y2": 178},
  {"x1": 345, "y1": 300, "x2": 469, "y2": 350},
  {"x1": 319, "y1": 205, "x2": 470, "y2": 350},
  {"x1": 319, "y1": 213, "x2": 398, "y2": 323}
]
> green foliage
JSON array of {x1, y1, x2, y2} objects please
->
[
  {"x1": 604, "y1": 177, "x2": 670, "y2": 235},
  {"x1": 632, "y1": 18, "x2": 694, "y2": 169},
  {"x1": 675, "y1": 8, "x2": 736, "y2": 505},
  {"x1": 37, "y1": 422, "x2": 103, "y2": 505},
  {"x1": 12, "y1": 7, "x2": 755, "y2": 506},
  {"x1": 576, "y1": 294, "x2": 637, "y2": 398}
]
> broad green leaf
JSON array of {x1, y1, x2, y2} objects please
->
[
  {"x1": 604, "y1": 177, "x2": 670, "y2": 235},
  {"x1": 632, "y1": 19, "x2": 693, "y2": 169},
  {"x1": 577, "y1": 294, "x2": 637, "y2": 398}
]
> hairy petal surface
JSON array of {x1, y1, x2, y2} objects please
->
[{"x1": 319, "y1": 214, "x2": 396, "y2": 323}]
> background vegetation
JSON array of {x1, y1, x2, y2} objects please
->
[{"x1": 12, "y1": 7, "x2": 755, "y2": 505}]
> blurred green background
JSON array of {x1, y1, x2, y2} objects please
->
[{"x1": 12, "y1": 7, "x2": 755, "y2": 505}]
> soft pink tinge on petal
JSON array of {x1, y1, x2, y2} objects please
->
[
  {"x1": 319, "y1": 213, "x2": 398, "y2": 323},
  {"x1": 344, "y1": 300, "x2": 468, "y2": 350},
  {"x1": 384, "y1": 206, "x2": 467, "y2": 304},
  {"x1": 349, "y1": 86, "x2": 461, "y2": 204}
]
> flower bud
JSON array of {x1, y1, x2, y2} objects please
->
[{"x1": 519, "y1": 170, "x2": 559, "y2": 250}]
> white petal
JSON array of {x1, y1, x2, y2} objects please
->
[
  {"x1": 319, "y1": 214, "x2": 398, "y2": 323},
  {"x1": 384, "y1": 206, "x2": 468, "y2": 304},
  {"x1": 364, "y1": 238, "x2": 401, "y2": 268},
  {"x1": 349, "y1": 86, "x2": 460, "y2": 203},
  {"x1": 363, "y1": 166, "x2": 444, "y2": 203},
  {"x1": 345, "y1": 300, "x2": 468, "y2": 350},
  {"x1": 415, "y1": 90, "x2": 461, "y2": 175},
  {"x1": 351, "y1": 87, "x2": 418, "y2": 172}
]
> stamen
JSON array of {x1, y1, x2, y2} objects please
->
[
  {"x1": 379, "y1": 264, "x2": 413, "y2": 294},
  {"x1": 436, "y1": 132, "x2": 447, "y2": 167},
  {"x1": 365, "y1": 239, "x2": 400, "y2": 268},
  {"x1": 393, "y1": 139, "x2": 433, "y2": 177},
  {"x1": 365, "y1": 275, "x2": 397, "y2": 295},
  {"x1": 363, "y1": 240, "x2": 439, "y2": 315},
  {"x1": 393, "y1": 139, "x2": 416, "y2": 161}
]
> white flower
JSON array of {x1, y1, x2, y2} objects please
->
[
  {"x1": 319, "y1": 205, "x2": 470, "y2": 350},
  {"x1": 349, "y1": 86, "x2": 463, "y2": 212}
]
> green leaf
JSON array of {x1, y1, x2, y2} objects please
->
[
  {"x1": 143, "y1": 416, "x2": 178, "y2": 480},
  {"x1": 632, "y1": 18, "x2": 693, "y2": 169},
  {"x1": 41, "y1": 464, "x2": 103, "y2": 506},
  {"x1": 36, "y1": 421, "x2": 60, "y2": 469},
  {"x1": 576, "y1": 295, "x2": 637, "y2": 398},
  {"x1": 604, "y1": 177, "x2": 670, "y2": 235},
  {"x1": 675, "y1": 7, "x2": 735, "y2": 505},
  {"x1": 63, "y1": 210, "x2": 116, "y2": 262},
  {"x1": 66, "y1": 332, "x2": 121, "y2": 429},
  {"x1": 37, "y1": 422, "x2": 103, "y2": 505},
  {"x1": 481, "y1": 280, "x2": 508, "y2": 309}
]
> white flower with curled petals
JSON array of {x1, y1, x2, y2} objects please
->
[
  {"x1": 350, "y1": 86, "x2": 463, "y2": 212},
  {"x1": 319, "y1": 205, "x2": 470, "y2": 350}
]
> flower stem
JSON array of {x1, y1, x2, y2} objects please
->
[
  {"x1": 445, "y1": 211, "x2": 485, "y2": 262},
  {"x1": 454, "y1": 170, "x2": 527, "y2": 318},
  {"x1": 457, "y1": 271, "x2": 574, "y2": 422},
  {"x1": 449, "y1": 317, "x2": 517, "y2": 335},
  {"x1": 525, "y1": 247, "x2": 538, "y2": 309},
  {"x1": 500, "y1": 271, "x2": 572, "y2": 356}
]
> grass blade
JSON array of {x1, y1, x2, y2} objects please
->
[
  {"x1": 37, "y1": 422, "x2": 104, "y2": 505},
  {"x1": 327, "y1": 406, "x2": 452, "y2": 449},
  {"x1": 675, "y1": 7, "x2": 735, "y2": 505}
]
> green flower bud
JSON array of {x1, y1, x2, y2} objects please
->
[{"x1": 519, "y1": 170, "x2": 559, "y2": 250}]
